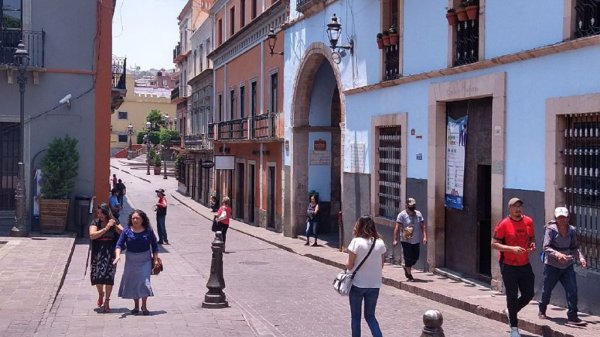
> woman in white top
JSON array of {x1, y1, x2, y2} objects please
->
[{"x1": 346, "y1": 215, "x2": 386, "y2": 337}]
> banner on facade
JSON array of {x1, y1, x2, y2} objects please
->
[{"x1": 445, "y1": 116, "x2": 468, "y2": 210}]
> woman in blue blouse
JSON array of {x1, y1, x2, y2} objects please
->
[{"x1": 113, "y1": 209, "x2": 159, "y2": 315}]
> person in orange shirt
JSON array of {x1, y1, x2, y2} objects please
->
[
  {"x1": 155, "y1": 189, "x2": 168, "y2": 245},
  {"x1": 214, "y1": 196, "x2": 232, "y2": 252},
  {"x1": 491, "y1": 197, "x2": 536, "y2": 337}
]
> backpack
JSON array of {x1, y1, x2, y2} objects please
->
[{"x1": 540, "y1": 225, "x2": 575, "y2": 263}]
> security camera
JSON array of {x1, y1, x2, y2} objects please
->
[{"x1": 59, "y1": 94, "x2": 72, "y2": 106}]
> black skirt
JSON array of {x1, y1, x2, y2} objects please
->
[{"x1": 90, "y1": 239, "x2": 117, "y2": 285}]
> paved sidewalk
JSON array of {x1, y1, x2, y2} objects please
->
[{"x1": 109, "y1": 158, "x2": 599, "y2": 337}]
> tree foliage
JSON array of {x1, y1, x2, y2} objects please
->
[{"x1": 40, "y1": 135, "x2": 80, "y2": 199}]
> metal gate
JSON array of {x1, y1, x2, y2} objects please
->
[
  {"x1": 0, "y1": 122, "x2": 19, "y2": 211},
  {"x1": 563, "y1": 114, "x2": 600, "y2": 271}
]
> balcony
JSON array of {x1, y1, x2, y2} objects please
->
[
  {"x1": 171, "y1": 86, "x2": 180, "y2": 101},
  {"x1": 296, "y1": 0, "x2": 326, "y2": 14},
  {"x1": 184, "y1": 134, "x2": 213, "y2": 151},
  {"x1": 218, "y1": 118, "x2": 248, "y2": 140},
  {"x1": 0, "y1": 30, "x2": 45, "y2": 67},
  {"x1": 173, "y1": 43, "x2": 181, "y2": 63},
  {"x1": 111, "y1": 56, "x2": 127, "y2": 110},
  {"x1": 252, "y1": 112, "x2": 280, "y2": 139},
  {"x1": 210, "y1": 112, "x2": 283, "y2": 142}
]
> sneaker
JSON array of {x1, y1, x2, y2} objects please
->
[
  {"x1": 567, "y1": 317, "x2": 585, "y2": 325},
  {"x1": 538, "y1": 312, "x2": 548, "y2": 319},
  {"x1": 510, "y1": 327, "x2": 521, "y2": 337}
]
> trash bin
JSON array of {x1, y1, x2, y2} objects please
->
[{"x1": 75, "y1": 195, "x2": 92, "y2": 238}]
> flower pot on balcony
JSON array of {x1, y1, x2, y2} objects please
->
[
  {"x1": 456, "y1": 7, "x2": 467, "y2": 22},
  {"x1": 446, "y1": 9, "x2": 458, "y2": 26},
  {"x1": 382, "y1": 31, "x2": 390, "y2": 47},
  {"x1": 389, "y1": 33, "x2": 399, "y2": 45},
  {"x1": 376, "y1": 33, "x2": 384, "y2": 49},
  {"x1": 465, "y1": 5, "x2": 478, "y2": 20}
]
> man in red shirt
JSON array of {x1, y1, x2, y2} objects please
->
[{"x1": 491, "y1": 197, "x2": 536, "y2": 337}]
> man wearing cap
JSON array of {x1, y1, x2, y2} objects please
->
[
  {"x1": 491, "y1": 197, "x2": 536, "y2": 337},
  {"x1": 393, "y1": 197, "x2": 427, "y2": 281},
  {"x1": 155, "y1": 189, "x2": 169, "y2": 244},
  {"x1": 538, "y1": 206, "x2": 587, "y2": 324}
]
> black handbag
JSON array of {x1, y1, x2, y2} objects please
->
[{"x1": 211, "y1": 219, "x2": 219, "y2": 232}]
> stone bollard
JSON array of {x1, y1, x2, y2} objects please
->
[
  {"x1": 202, "y1": 231, "x2": 229, "y2": 308},
  {"x1": 420, "y1": 309, "x2": 445, "y2": 337}
]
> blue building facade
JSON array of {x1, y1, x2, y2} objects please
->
[{"x1": 282, "y1": 0, "x2": 600, "y2": 314}]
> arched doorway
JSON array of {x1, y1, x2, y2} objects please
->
[{"x1": 289, "y1": 44, "x2": 345, "y2": 237}]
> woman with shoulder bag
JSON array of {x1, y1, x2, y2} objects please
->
[
  {"x1": 89, "y1": 203, "x2": 123, "y2": 313},
  {"x1": 113, "y1": 209, "x2": 160, "y2": 315},
  {"x1": 214, "y1": 196, "x2": 232, "y2": 252},
  {"x1": 346, "y1": 215, "x2": 387, "y2": 337}
]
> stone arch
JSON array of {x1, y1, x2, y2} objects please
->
[{"x1": 288, "y1": 42, "x2": 346, "y2": 236}]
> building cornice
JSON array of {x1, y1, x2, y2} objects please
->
[
  {"x1": 188, "y1": 68, "x2": 214, "y2": 85},
  {"x1": 345, "y1": 34, "x2": 600, "y2": 96},
  {"x1": 208, "y1": 1, "x2": 288, "y2": 68}
]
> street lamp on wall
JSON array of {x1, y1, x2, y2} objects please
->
[
  {"x1": 11, "y1": 41, "x2": 29, "y2": 237},
  {"x1": 266, "y1": 27, "x2": 283, "y2": 56},
  {"x1": 145, "y1": 121, "x2": 152, "y2": 175},
  {"x1": 127, "y1": 124, "x2": 134, "y2": 160},
  {"x1": 326, "y1": 13, "x2": 354, "y2": 64}
]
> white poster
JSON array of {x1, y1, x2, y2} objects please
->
[{"x1": 445, "y1": 116, "x2": 467, "y2": 210}]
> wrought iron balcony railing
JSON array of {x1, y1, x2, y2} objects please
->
[
  {"x1": 171, "y1": 86, "x2": 180, "y2": 101},
  {"x1": 575, "y1": 0, "x2": 600, "y2": 38},
  {"x1": 0, "y1": 29, "x2": 45, "y2": 67},
  {"x1": 384, "y1": 44, "x2": 400, "y2": 81},
  {"x1": 173, "y1": 42, "x2": 181, "y2": 62},
  {"x1": 184, "y1": 134, "x2": 213, "y2": 151},
  {"x1": 252, "y1": 113, "x2": 279, "y2": 139},
  {"x1": 218, "y1": 118, "x2": 248, "y2": 140},
  {"x1": 112, "y1": 57, "x2": 126, "y2": 90}
]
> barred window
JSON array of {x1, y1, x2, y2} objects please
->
[
  {"x1": 118, "y1": 134, "x2": 127, "y2": 143},
  {"x1": 575, "y1": 0, "x2": 600, "y2": 38},
  {"x1": 118, "y1": 111, "x2": 128, "y2": 119},
  {"x1": 453, "y1": 0, "x2": 480, "y2": 66},
  {"x1": 377, "y1": 126, "x2": 401, "y2": 219},
  {"x1": 562, "y1": 113, "x2": 600, "y2": 271}
]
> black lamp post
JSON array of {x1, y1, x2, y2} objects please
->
[
  {"x1": 326, "y1": 14, "x2": 354, "y2": 63},
  {"x1": 162, "y1": 114, "x2": 169, "y2": 180},
  {"x1": 146, "y1": 121, "x2": 152, "y2": 175},
  {"x1": 266, "y1": 27, "x2": 283, "y2": 56},
  {"x1": 11, "y1": 41, "x2": 29, "y2": 237},
  {"x1": 127, "y1": 123, "x2": 134, "y2": 160}
]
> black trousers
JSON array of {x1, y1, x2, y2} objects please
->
[{"x1": 501, "y1": 263, "x2": 535, "y2": 327}]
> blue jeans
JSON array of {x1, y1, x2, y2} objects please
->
[
  {"x1": 305, "y1": 221, "x2": 318, "y2": 238},
  {"x1": 349, "y1": 286, "x2": 383, "y2": 337},
  {"x1": 539, "y1": 264, "x2": 578, "y2": 319}
]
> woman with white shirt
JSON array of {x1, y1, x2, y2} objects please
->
[{"x1": 346, "y1": 215, "x2": 387, "y2": 337}]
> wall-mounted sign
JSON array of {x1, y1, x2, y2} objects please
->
[
  {"x1": 214, "y1": 155, "x2": 235, "y2": 170},
  {"x1": 313, "y1": 138, "x2": 327, "y2": 151},
  {"x1": 201, "y1": 161, "x2": 215, "y2": 169}
]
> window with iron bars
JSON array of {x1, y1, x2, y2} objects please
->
[
  {"x1": 574, "y1": 0, "x2": 600, "y2": 38},
  {"x1": 561, "y1": 113, "x2": 600, "y2": 271},
  {"x1": 377, "y1": 126, "x2": 402, "y2": 219},
  {"x1": 453, "y1": 0, "x2": 479, "y2": 66}
]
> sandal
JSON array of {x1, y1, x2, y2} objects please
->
[
  {"x1": 97, "y1": 292, "x2": 104, "y2": 307},
  {"x1": 103, "y1": 298, "x2": 111, "y2": 313}
]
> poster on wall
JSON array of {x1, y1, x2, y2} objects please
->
[
  {"x1": 310, "y1": 138, "x2": 330, "y2": 165},
  {"x1": 445, "y1": 116, "x2": 468, "y2": 210}
]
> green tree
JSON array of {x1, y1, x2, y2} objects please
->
[
  {"x1": 147, "y1": 109, "x2": 167, "y2": 130},
  {"x1": 40, "y1": 136, "x2": 80, "y2": 199}
]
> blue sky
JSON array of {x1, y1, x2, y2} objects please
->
[{"x1": 112, "y1": 0, "x2": 187, "y2": 70}]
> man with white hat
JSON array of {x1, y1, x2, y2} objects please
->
[
  {"x1": 491, "y1": 197, "x2": 536, "y2": 337},
  {"x1": 393, "y1": 197, "x2": 427, "y2": 282},
  {"x1": 538, "y1": 206, "x2": 587, "y2": 325}
]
